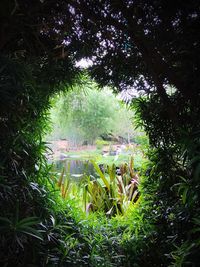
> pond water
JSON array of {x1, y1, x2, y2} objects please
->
[{"x1": 53, "y1": 158, "x2": 96, "y2": 180}]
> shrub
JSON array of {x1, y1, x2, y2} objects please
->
[{"x1": 95, "y1": 139, "x2": 110, "y2": 150}]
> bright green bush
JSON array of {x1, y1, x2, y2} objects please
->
[
  {"x1": 95, "y1": 139, "x2": 110, "y2": 150},
  {"x1": 133, "y1": 133, "x2": 149, "y2": 146}
]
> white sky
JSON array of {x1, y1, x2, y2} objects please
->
[{"x1": 75, "y1": 58, "x2": 93, "y2": 68}]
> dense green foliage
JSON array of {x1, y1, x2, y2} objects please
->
[
  {"x1": 1, "y1": 0, "x2": 200, "y2": 266},
  {"x1": 0, "y1": 55, "x2": 79, "y2": 265},
  {"x1": 131, "y1": 95, "x2": 200, "y2": 266}
]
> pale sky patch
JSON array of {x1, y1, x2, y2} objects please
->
[{"x1": 75, "y1": 58, "x2": 93, "y2": 68}]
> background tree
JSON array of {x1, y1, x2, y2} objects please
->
[{"x1": 48, "y1": 81, "x2": 136, "y2": 145}]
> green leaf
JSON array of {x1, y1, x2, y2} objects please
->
[
  {"x1": 17, "y1": 216, "x2": 39, "y2": 227},
  {"x1": 182, "y1": 187, "x2": 188, "y2": 204},
  {"x1": 19, "y1": 229, "x2": 43, "y2": 241},
  {"x1": 91, "y1": 160, "x2": 110, "y2": 191},
  {"x1": 0, "y1": 217, "x2": 12, "y2": 224}
]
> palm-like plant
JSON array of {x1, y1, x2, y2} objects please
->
[{"x1": 84, "y1": 158, "x2": 140, "y2": 216}]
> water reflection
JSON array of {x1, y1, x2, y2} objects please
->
[{"x1": 54, "y1": 159, "x2": 96, "y2": 180}]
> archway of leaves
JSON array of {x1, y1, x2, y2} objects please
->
[{"x1": 1, "y1": 1, "x2": 200, "y2": 266}]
